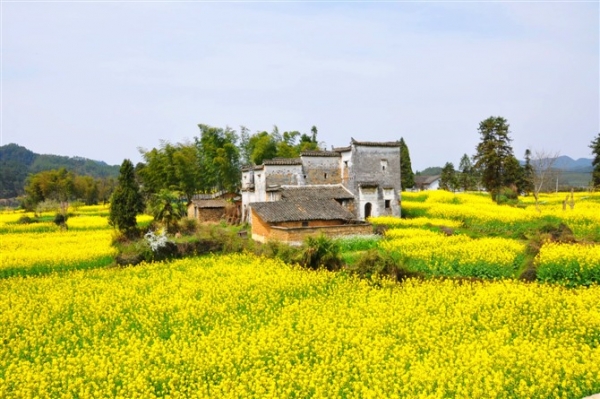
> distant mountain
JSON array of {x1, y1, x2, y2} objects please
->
[
  {"x1": 417, "y1": 167, "x2": 443, "y2": 176},
  {"x1": 552, "y1": 156, "x2": 593, "y2": 172},
  {"x1": 0, "y1": 143, "x2": 120, "y2": 198}
]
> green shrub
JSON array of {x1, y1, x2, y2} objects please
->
[
  {"x1": 16, "y1": 215, "x2": 37, "y2": 224},
  {"x1": 350, "y1": 249, "x2": 422, "y2": 282},
  {"x1": 179, "y1": 217, "x2": 198, "y2": 235},
  {"x1": 300, "y1": 234, "x2": 343, "y2": 271}
]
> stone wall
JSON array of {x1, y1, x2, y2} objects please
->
[
  {"x1": 198, "y1": 208, "x2": 225, "y2": 223},
  {"x1": 301, "y1": 156, "x2": 342, "y2": 185},
  {"x1": 265, "y1": 164, "x2": 304, "y2": 187}
]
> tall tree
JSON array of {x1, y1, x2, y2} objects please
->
[
  {"x1": 248, "y1": 131, "x2": 278, "y2": 165},
  {"x1": 440, "y1": 162, "x2": 457, "y2": 192},
  {"x1": 109, "y1": 159, "x2": 145, "y2": 237},
  {"x1": 591, "y1": 133, "x2": 600, "y2": 188},
  {"x1": 399, "y1": 138, "x2": 415, "y2": 190},
  {"x1": 196, "y1": 124, "x2": 241, "y2": 193},
  {"x1": 458, "y1": 154, "x2": 475, "y2": 191},
  {"x1": 522, "y1": 149, "x2": 534, "y2": 195},
  {"x1": 472, "y1": 116, "x2": 516, "y2": 201}
]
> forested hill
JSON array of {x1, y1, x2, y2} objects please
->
[{"x1": 0, "y1": 143, "x2": 120, "y2": 198}]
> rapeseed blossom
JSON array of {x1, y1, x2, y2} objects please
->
[{"x1": 0, "y1": 254, "x2": 598, "y2": 398}]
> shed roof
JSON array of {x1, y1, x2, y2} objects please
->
[
  {"x1": 192, "y1": 191, "x2": 226, "y2": 200},
  {"x1": 191, "y1": 199, "x2": 228, "y2": 208},
  {"x1": 251, "y1": 199, "x2": 355, "y2": 223},
  {"x1": 280, "y1": 184, "x2": 354, "y2": 201}
]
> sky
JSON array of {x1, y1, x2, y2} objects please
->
[{"x1": 1, "y1": 1, "x2": 598, "y2": 172}]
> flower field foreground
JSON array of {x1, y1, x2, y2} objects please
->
[{"x1": 1, "y1": 254, "x2": 599, "y2": 398}]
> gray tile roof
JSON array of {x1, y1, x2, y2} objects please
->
[
  {"x1": 251, "y1": 199, "x2": 355, "y2": 223},
  {"x1": 332, "y1": 146, "x2": 351, "y2": 152},
  {"x1": 300, "y1": 151, "x2": 341, "y2": 157},
  {"x1": 280, "y1": 184, "x2": 354, "y2": 201},
  {"x1": 263, "y1": 158, "x2": 302, "y2": 166},
  {"x1": 351, "y1": 138, "x2": 401, "y2": 147},
  {"x1": 415, "y1": 175, "x2": 441, "y2": 185}
]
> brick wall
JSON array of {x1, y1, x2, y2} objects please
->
[
  {"x1": 251, "y1": 209, "x2": 272, "y2": 242},
  {"x1": 269, "y1": 223, "x2": 372, "y2": 245}
]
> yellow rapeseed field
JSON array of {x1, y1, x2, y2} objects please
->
[
  {"x1": 380, "y1": 228, "x2": 525, "y2": 278},
  {"x1": 1, "y1": 254, "x2": 599, "y2": 399}
]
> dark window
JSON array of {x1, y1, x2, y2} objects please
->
[
  {"x1": 302, "y1": 221, "x2": 309, "y2": 227},
  {"x1": 324, "y1": 173, "x2": 328, "y2": 179},
  {"x1": 385, "y1": 199, "x2": 391, "y2": 209}
]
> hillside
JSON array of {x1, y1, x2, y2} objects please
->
[{"x1": 0, "y1": 143, "x2": 120, "y2": 198}]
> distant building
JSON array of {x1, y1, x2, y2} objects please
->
[{"x1": 414, "y1": 175, "x2": 441, "y2": 191}]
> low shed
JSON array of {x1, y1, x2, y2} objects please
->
[
  {"x1": 250, "y1": 199, "x2": 371, "y2": 245},
  {"x1": 188, "y1": 199, "x2": 228, "y2": 223}
]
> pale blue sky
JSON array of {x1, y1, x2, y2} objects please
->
[{"x1": 2, "y1": 1, "x2": 598, "y2": 171}]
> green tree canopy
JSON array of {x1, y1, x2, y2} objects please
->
[
  {"x1": 109, "y1": 159, "x2": 145, "y2": 236},
  {"x1": 458, "y1": 154, "x2": 476, "y2": 191},
  {"x1": 472, "y1": 116, "x2": 517, "y2": 201},
  {"x1": 440, "y1": 162, "x2": 458, "y2": 192},
  {"x1": 522, "y1": 149, "x2": 534, "y2": 195},
  {"x1": 196, "y1": 124, "x2": 241, "y2": 193},
  {"x1": 400, "y1": 138, "x2": 415, "y2": 190},
  {"x1": 147, "y1": 189, "x2": 187, "y2": 233},
  {"x1": 591, "y1": 133, "x2": 600, "y2": 188}
]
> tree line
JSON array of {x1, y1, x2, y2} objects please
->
[
  {"x1": 0, "y1": 143, "x2": 119, "y2": 199},
  {"x1": 23, "y1": 168, "x2": 116, "y2": 210},
  {"x1": 438, "y1": 117, "x2": 600, "y2": 203}
]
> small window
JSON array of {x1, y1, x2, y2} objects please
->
[
  {"x1": 381, "y1": 159, "x2": 388, "y2": 172},
  {"x1": 324, "y1": 173, "x2": 328, "y2": 179},
  {"x1": 385, "y1": 199, "x2": 391, "y2": 209},
  {"x1": 344, "y1": 161, "x2": 348, "y2": 168},
  {"x1": 302, "y1": 221, "x2": 309, "y2": 227},
  {"x1": 257, "y1": 174, "x2": 261, "y2": 179}
]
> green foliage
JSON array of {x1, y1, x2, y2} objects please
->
[
  {"x1": 440, "y1": 162, "x2": 458, "y2": 192},
  {"x1": 138, "y1": 141, "x2": 202, "y2": 203},
  {"x1": 473, "y1": 116, "x2": 518, "y2": 200},
  {"x1": 591, "y1": 133, "x2": 600, "y2": 188},
  {"x1": 196, "y1": 125, "x2": 241, "y2": 193},
  {"x1": 522, "y1": 149, "x2": 535, "y2": 194},
  {"x1": 147, "y1": 190, "x2": 187, "y2": 233},
  {"x1": 23, "y1": 168, "x2": 113, "y2": 208},
  {"x1": 301, "y1": 234, "x2": 343, "y2": 271},
  {"x1": 109, "y1": 159, "x2": 145, "y2": 237},
  {"x1": 400, "y1": 138, "x2": 415, "y2": 190},
  {"x1": 458, "y1": 154, "x2": 477, "y2": 191},
  {"x1": 350, "y1": 249, "x2": 421, "y2": 282},
  {"x1": 0, "y1": 143, "x2": 118, "y2": 199}
]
